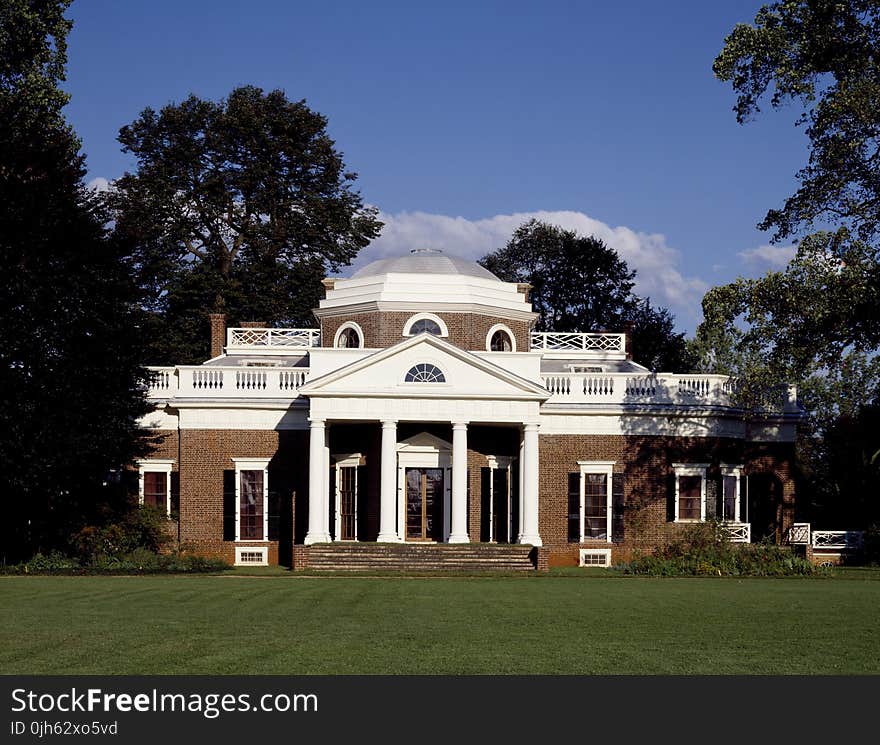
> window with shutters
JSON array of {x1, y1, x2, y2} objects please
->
[
  {"x1": 567, "y1": 461, "x2": 615, "y2": 543},
  {"x1": 672, "y1": 464, "x2": 708, "y2": 522},
  {"x1": 232, "y1": 458, "x2": 270, "y2": 541},
  {"x1": 136, "y1": 460, "x2": 174, "y2": 517}
]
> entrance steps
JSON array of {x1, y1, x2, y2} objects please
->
[{"x1": 306, "y1": 542, "x2": 536, "y2": 572}]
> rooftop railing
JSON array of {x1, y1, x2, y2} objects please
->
[
  {"x1": 146, "y1": 366, "x2": 309, "y2": 399},
  {"x1": 226, "y1": 327, "x2": 321, "y2": 350},
  {"x1": 530, "y1": 332, "x2": 626, "y2": 353}
]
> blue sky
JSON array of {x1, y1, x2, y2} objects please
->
[{"x1": 64, "y1": 0, "x2": 808, "y2": 330}]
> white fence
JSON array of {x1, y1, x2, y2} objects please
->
[
  {"x1": 530, "y1": 332, "x2": 626, "y2": 352},
  {"x1": 723, "y1": 522, "x2": 751, "y2": 543},
  {"x1": 226, "y1": 327, "x2": 320, "y2": 350},
  {"x1": 147, "y1": 366, "x2": 308, "y2": 398},
  {"x1": 811, "y1": 530, "x2": 864, "y2": 550}
]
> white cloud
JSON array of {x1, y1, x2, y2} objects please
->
[
  {"x1": 354, "y1": 209, "x2": 708, "y2": 329},
  {"x1": 738, "y1": 244, "x2": 796, "y2": 270},
  {"x1": 86, "y1": 176, "x2": 111, "y2": 193}
]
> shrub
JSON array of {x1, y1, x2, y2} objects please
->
[
  {"x1": 619, "y1": 521, "x2": 819, "y2": 577},
  {"x1": 70, "y1": 506, "x2": 170, "y2": 563},
  {"x1": 1, "y1": 549, "x2": 229, "y2": 575}
]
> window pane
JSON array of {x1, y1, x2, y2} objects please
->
[
  {"x1": 723, "y1": 475, "x2": 738, "y2": 521},
  {"x1": 410, "y1": 318, "x2": 441, "y2": 335},
  {"x1": 240, "y1": 470, "x2": 264, "y2": 540},
  {"x1": 490, "y1": 330, "x2": 512, "y2": 351},
  {"x1": 143, "y1": 471, "x2": 167, "y2": 510},
  {"x1": 584, "y1": 473, "x2": 608, "y2": 539},
  {"x1": 678, "y1": 475, "x2": 702, "y2": 520}
]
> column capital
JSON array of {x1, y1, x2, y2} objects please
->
[
  {"x1": 308, "y1": 417, "x2": 325, "y2": 426},
  {"x1": 522, "y1": 422, "x2": 539, "y2": 432},
  {"x1": 381, "y1": 418, "x2": 398, "y2": 429},
  {"x1": 451, "y1": 420, "x2": 469, "y2": 430}
]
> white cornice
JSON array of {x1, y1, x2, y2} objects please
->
[{"x1": 313, "y1": 300, "x2": 538, "y2": 323}]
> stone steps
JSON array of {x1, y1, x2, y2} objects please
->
[{"x1": 306, "y1": 542, "x2": 536, "y2": 572}]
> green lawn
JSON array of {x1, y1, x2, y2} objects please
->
[{"x1": 2, "y1": 571, "x2": 878, "y2": 674}]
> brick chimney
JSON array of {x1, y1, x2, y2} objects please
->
[{"x1": 209, "y1": 313, "x2": 226, "y2": 359}]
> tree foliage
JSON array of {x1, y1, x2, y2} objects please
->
[
  {"x1": 707, "y1": 1, "x2": 880, "y2": 526},
  {"x1": 479, "y1": 219, "x2": 692, "y2": 371},
  {"x1": 109, "y1": 86, "x2": 383, "y2": 363},
  {"x1": 0, "y1": 0, "x2": 151, "y2": 561}
]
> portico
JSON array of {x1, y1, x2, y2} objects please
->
[{"x1": 298, "y1": 333, "x2": 548, "y2": 546}]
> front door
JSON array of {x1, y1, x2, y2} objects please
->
[{"x1": 405, "y1": 467, "x2": 444, "y2": 541}]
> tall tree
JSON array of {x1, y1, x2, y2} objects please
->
[
  {"x1": 0, "y1": 0, "x2": 150, "y2": 561},
  {"x1": 701, "y1": 1, "x2": 880, "y2": 526},
  {"x1": 109, "y1": 87, "x2": 383, "y2": 363},
  {"x1": 479, "y1": 219, "x2": 692, "y2": 371}
]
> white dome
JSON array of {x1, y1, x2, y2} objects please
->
[{"x1": 352, "y1": 249, "x2": 499, "y2": 281}]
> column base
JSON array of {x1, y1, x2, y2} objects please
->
[
  {"x1": 447, "y1": 534, "x2": 470, "y2": 544},
  {"x1": 376, "y1": 532, "x2": 403, "y2": 543},
  {"x1": 517, "y1": 534, "x2": 543, "y2": 547},
  {"x1": 304, "y1": 532, "x2": 332, "y2": 545}
]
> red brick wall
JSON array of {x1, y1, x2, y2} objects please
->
[
  {"x1": 320, "y1": 311, "x2": 531, "y2": 352},
  {"x1": 538, "y1": 434, "x2": 797, "y2": 566}
]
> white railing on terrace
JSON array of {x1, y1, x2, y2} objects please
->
[
  {"x1": 146, "y1": 366, "x2": 308, "y2": 398},
  {"x1": 811, "y1": 530, "x2": 864, "y2": 550},
  {"x1": 723, "y1": 522, "x2": 751, "y2": 543},
  {"x1": 786, "y1": 523, "x2": 811, "y2": 545},
  {"x1": 530, "y1": 332, "x2": 626, "y2": 353},
  {"x1": 541, "y1": 372, "x2": 797, "y2": 411},
  {"x1": 226, "y1": 327, "x2": 321, "y2": 349}
]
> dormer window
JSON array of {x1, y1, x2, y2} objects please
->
[
  {"x1": 486, "y1": 324, "x2": 516, "y2": 352},
  {"x1": 404, "y1": 363, "x2": 446, "y2": 383},
  {"x1": 403, "y1": 313, "x2": 448, "y2": 337}
]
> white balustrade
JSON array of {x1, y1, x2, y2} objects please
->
[
  {"x1": 811, "y1": 530, "x2": 864, "y2": 550},
  {"x1": 540, "y1": 372, "x2": 735, "y2": 407},
  {"x1": 786, "y1": 522, "x2": 811, "y2": 545},
  {"x1": 530, "y1": 332, "x2": 626, "y2": 352},
  {"x1": 145, "y1": 366, "x2": 308, "y2": 399},
  {"x1": 227, "y1": 327, "x2": 320, "y2": 349}
]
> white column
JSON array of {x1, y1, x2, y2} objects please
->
[
  {"x1": 304, "y1": 418, "x2": 330, "y2": 544},
  {"x1": 377, "y1": 419, "x2": 402, "y2": 542},
  {"x1": 449, "y1": 421, "x2": 470, "y2": 543},
  {"x1": 518, "y1": 422, "x2": 542, "y2": 546}
]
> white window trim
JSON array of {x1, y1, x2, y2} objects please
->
[
  {"x1": 136, "y1": 459, "x2": 174, "y2": 518},
  {"x1": 485, "y1": 455, "x2": 514, "y2": 543},
  {"x1": 721, "y1": 464, "x2": 744, "y2": 523},
  {"x1": 485, "y1": 323, "x2": 517, "y2": 352},
  {"x1": 333, "y1": 321, "x2": 364, "y2": 349},
  {"x1": 579, "y1": 548, "x2": 612, "y2": 567},
  {"x1": 672, "y1": 463, "x2": 709, "y2": 522},
  {"x1": 403, "y1": 312, "x2": 449, "y2": 337},
  {"x1": 333, "y1": 453, "x2": 363, "y2": 542},
  {"x1": 576, "y1": 460, "x2": 615, "y2": 543},
  {"x1": 232, "y1": 457, "x2": 271, "y2": 542},
  {"x1": 234, "y1": 546, "x2": 268, "y2": 566}
]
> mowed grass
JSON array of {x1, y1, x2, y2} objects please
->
[{"x1": 1, "y1": 571, "x2": 878, "y2": 674}]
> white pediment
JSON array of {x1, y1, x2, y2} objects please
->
[
  {"x1": 397, "y1": 432, "x2": 452, "y2": 452},
  {"x1": 299, "y1": 334, "x2": 548, "y2": 401}
]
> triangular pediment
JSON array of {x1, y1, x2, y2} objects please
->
[
  {"x1": 299, "y1": 334, "x2": 548, "y2": 400},
  {"x1": 397, "y1": 432, "x2": 452, "y2": 451}
]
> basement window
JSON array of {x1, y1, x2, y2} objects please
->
[
  {"x1": 579, "y1": 549, "x2": 611, "y2": 567},
  {"x1": 235, "y1": 547, "x2": 268, "y2": 566}
]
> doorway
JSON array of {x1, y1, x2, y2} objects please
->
[{"x1": 405, "y1": 467, "x2": 444, "y2": 541}]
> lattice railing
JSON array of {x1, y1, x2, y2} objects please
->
[
  {"x1": 812, "y1": 530, "x2": 864, "y2": 550},
  {"x1": 786, "y1": 523, "x2": 811, "y2": 545},
  {"x1": 722, "y1": 522, "x2": 751, "y2": 543},
  {"x1": 227, "y1": 328, "x2": 321, "y2": 348},
  {"x1": 530, "y1": 332, "x2": 626, "y2": 352}
]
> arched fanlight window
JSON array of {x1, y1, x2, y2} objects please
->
[
  {"x1": 408, "y1": 318, "x2": 442, "y2": 336},
  {"x1": 490, "y1": 329, "x2": 513, "y2": 352},
  {"x1": 404, "y1": 363, "x2": 446, "y2": 383}
]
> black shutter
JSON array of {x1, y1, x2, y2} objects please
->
[
  {"x1": 222, "y1": 470, "x2": 236, "y2": 541},
  {"x1": 568, "y1": 473, "x2": 580, "y2": 542},
  {"x1": 741, "y1": 475, "x2": 749, "y2": 523},
  {"x1": 328, "y1": 465, "x2": 336, "y2": 541},
  {"x1": 480, "y1": 467, "x2": 491, "y2": 542},
  {"x1": 612, "y1": 473, "x2": 625, "y2": 542},
  {"x1": 510, "y1": 463, "x2": 520, "y2": 542},
  {"x1": 705, "y1": 477, "x2": 719, "y2": 520},
  {"x1": 170, "y1": 472, "x2": 180, "y2": 518},
  {"x1": 356, "y1": 465, "x2": 366, "y2": 542},
  {"x1": 268, "y1": 489, "x2": 280, "y2": 541},
  {"x1": 667, "y1": 472, "x2": 677, "y2": 522}
]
